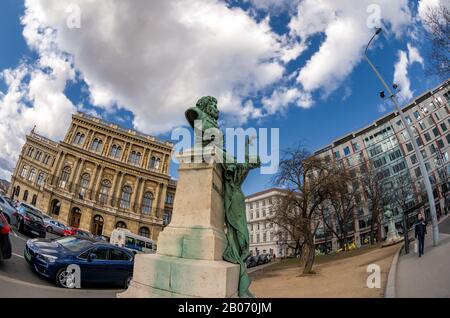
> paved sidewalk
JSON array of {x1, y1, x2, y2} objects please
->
[{"x1": 396, "y1": 215, "x2": 450, "y2": 297}]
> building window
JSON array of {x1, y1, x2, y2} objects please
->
[
  {"x1": 90, "y1": 138, "x2": 103, "y2": 152},
  {"x1": 27, "y1": 168, "x2": 36, "y2": 182},
  {"x1": 31, "y1": 194, "x2": 37, "y2": 206},
  {"x1": 441, "y1": 123, "x2": 448, "y2": 132},
  {"x1": 23, "y1": 190, "x2": 28, "y2": 202},
  {"x1": 73, "y1": 132, "x2": 85, "y2": 145},
  {"x1": 120, "y1": 185, "x2": 132, "y2": 209},
  {"x1": 155, "y1": 158, "x2": 161, "y2": 169},
  {"x1": 116, "y1": 221, "x2": 127, "y2": 229},
  {"x1": 421, "y1": 149, "x2": 428, "y2": 159},
  {"x1": 411, "y1": 154, "x2": 417, "y2": 165},
  {"x1": 20, "y1": 165, "x2": 29, "y2": 178},
  {"x1": 139, "y1": 227, "x2": 150, "y2": 238},
  {"x1": 98, "y1": 180, "x2": 111, "y2": 204},
  {"x1": 14, "y1": 186, "x2": 20, "y2": 197},
  {"x1": 437, "y1": 139, "x2": 445, "y2": 149},
  {"x1": 433, "y1": 127, "x2": 440, "y2": 138},
  {"x1": 418, "y1": 121, "x2": 426, "y2": 130},
  {"x1": 128, "y1": 151, "x2": 142, "y2": 165},
  {"x1": 142, "y1": 192, "x2": 153, "y2": 215},
  {"x1": 163, "y1": 211, "x2": 171, "y2": 226},
  {"x1": 413, "y1": 111, "x2": 421, "y2": 120},
  {"x1": 334, "y1": 151, "x2": 340, "y2": 159},
  {"x1": 430, "y1": 144, "x2": 437, "y2": 154},
  {"x1": 36, "y1": 172, "x2": 45, "y2": 186},
  {"x1": 34, "y1": 151, "x2": 42, "y2": 161},
  {"x1": 59, "y1": 166, "x2": 71, "y2": 189},
  {"x1": 166, "y1": 193, "x2": 174, "y2": 204},
  {"x1": 424, "y1": 132, "x2": 431, "y2": 142},
  {"x1": 406, "y1": 143, "x2": 413, "y2": 152},
  {"x1": 110, "y1": 145, "x2": 122, "y2": 159},
  {"x1": 27, "y1": 147, "x2": 34, "y2": 157},
  {"x1": 344, "y1": 147, "x2": 350, "y2": 156},
  {"x1": 79, "y1": 173, "x2": 90, "y2": 198},
  {"x1": 352, "y1": 143, "x2": 360, "y2": 152}
]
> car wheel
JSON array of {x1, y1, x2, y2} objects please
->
[
  {"x1": 46, "y1": 226, "x2": 53, "y2": 233},
  {"x1": 123, "y1": 275, "x2": 132, "y2": 289},
  {"x1": 55, "y1": 267, "x2": 77, "y2": 288}
]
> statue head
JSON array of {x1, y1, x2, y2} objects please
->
[
  {"x1": 384, "y1": 206, "x2": 392, "y2": 218},
  {"x1": 185, "y1": 96, "x2": 219, "y2": 131}
]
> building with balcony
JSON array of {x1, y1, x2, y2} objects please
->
[{"x1": 8, "y1": 112, "x2": 176, "y2": 240}]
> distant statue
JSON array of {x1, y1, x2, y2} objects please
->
[
  {"x1": 185, "y1": 96, "x2": 260, "y2": 298},
  {"x1": 384, "y1": 206, "x2": 401, "y2": 243}
]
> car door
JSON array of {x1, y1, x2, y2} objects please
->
[
  {"x1": 108, "y1": 247, "x2": 133, "y2": 283},
  {"x1": 77, "y1": 246, "x2": 110, "y2": 284}
]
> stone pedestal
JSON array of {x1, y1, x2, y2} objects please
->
[{"x1": 118, "y1": 147, "x2": 239, "y2": 298}]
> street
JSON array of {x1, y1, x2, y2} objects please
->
[{"x1": 0, "y1": 228, "x2": 122, "y2": 298}]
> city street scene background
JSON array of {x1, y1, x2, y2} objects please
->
[{"x1": 0, "y1": 0, "x2": 449, "y2": 298}]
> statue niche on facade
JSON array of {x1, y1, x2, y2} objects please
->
[{"x1": 185, "y1": 96, "x2": 260, "y2": 298}]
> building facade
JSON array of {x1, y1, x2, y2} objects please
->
[
  {"x1": 246, "y1": 188, "x2": 295, "y2": 258},
  {"x1": 313, "y1": 79, "x2": 450, "y2": 251},
  {"x1": 8, "y1": 112, "x2": 176, "y2": 241}
]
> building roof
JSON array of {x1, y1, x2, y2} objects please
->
[{"x1": 245, "y1": 187, "x2": 290, "y2": 200}]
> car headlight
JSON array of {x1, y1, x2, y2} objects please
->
[{"x1": 37, "y1": 254, "x2": 58, "y2": 263}]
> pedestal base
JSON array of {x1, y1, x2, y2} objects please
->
[{"x1": 117, "y1": 254, "x2": 240, "y2": 298}]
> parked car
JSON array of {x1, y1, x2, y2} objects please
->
[
  {"x1": 14, "y1": 203, "x2": 46, "y2": 238},
  {"x1": 94, "y1": 235, "x2": 109, "y2": 242},
  {"x1": 63, "y1": 227, "x2": 93, "y2": 239},
  {"x1": 44, "y1": 218, "x2": 67, "y2": 236},
  {"x1": 246, "y1": 255, "x2": 258, "y2": 268},
  {"x1": 0, "y1": 211, "x2": 12, "y2": 261},
  {"x1": 0, "y1": 195, "x2": 17, "y2": 225},
  {"x1": 24, "y1": 236, "x2": 134, "y2": 288},
  {"x1": 256, "y1": 254, "x2": 270, "y2": 265}
]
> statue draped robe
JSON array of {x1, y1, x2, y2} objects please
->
[{"x1": 222, "y1": 160, "x2": 260, "y2": 298}]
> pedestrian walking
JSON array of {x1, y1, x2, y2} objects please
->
[{"x1": 414, "y1": 213, "x2": 427, "y2": 257}]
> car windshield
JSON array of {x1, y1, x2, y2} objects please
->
[
  {"x1": 56, "y1": 237, "x2": 93, "y2": 252},
  {"x1": 26, "y1": 211, "x2": 43, "y2": 223}
]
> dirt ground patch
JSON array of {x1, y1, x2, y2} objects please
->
[{"x1": 249, "y1": 244, "x2": 400, "y2": 298}]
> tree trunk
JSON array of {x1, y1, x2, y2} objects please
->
[{"x1": 302, "y1": 231, "x2": 315, "y2": 274}]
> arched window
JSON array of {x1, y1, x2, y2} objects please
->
[
  {"x1": 27, "y1": 147, "x2": 34, "y2": 157},
  {"x1": 20, "y1": 165, "x2": 29, "y2": 178},
  {"x1": 139, "y1": 227, "x2": 150, "y2": 238},
  {"x1": 91, "y1": 138, "x2": 103, "y2": 152},
  {"x1": 50, "y1": 199, "x2": 61, "y2": 216},
  {"x1": 31, "y1": 194, "x2": 37, "y2": 206},
  {"x1": 59, "y1": 166, "x2": 71, "y2": 189},
  {"x1": 72, "y1": 132, "x2": 85, "y2": 145},
  {"x1": 15, "y1": 186, "x2": 20, "y2": 197},
  {"x1": 120, "y1": 185, "x2": 132, "y2": 209},
  {"x1": 110, "y1": 145, "x2": 122, "y2": 159},
  {"x1": 98, "y1": 179, "x2": 111, "y2": 204},
  {"x1": 142, "y1": 192, "x2": 153, "y2": 215},
  {"x1": 23, "y1": 190, "x2": 29, "y2": 202},
  {"x1": 34, "y1": 151, "x2": 42, "y2": 161},
  {"x1": 116, "y1": 221, "x2": 127, "y2": 229},
  {"x1": 28, "y1": 168, "x2": 36, "y2": 182},
  {"x1": 149, "y1": 156, "x2": 156, "y2": 169},
  {"x1": 79, "y1": 173, "x2": 90, "y2": 198},
  {"x1": 92, "y1": 215, "x2": 104, "y2": 236},
  {"x1": 37, "y1": 172, "x2": 46, "y2": 186},
  {"x1": 129, "y1": 151, "x2": 142, "y2": 165}
]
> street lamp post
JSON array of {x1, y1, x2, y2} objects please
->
[{"x1": 364, "y1": 28, "x2": 440, "y2": 247}]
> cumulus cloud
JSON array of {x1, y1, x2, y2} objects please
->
[
  {"x1": 393, "y1": 43, "x2": 424, "y2": 102},
  {"x1": 289, "y1": 0, "x2": 412, "y2": 95},
  {"x1": 262, "y1": 87, "x2": 313, "y2": 115}
]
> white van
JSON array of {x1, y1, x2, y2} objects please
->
[{"x1": 110, "y1": 228, "x2": 157, "y2": 254}]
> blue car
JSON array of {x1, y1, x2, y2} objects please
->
[{"x1": 24, "y1": 236, "x2": 134, "y2": 288}]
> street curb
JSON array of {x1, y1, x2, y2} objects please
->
[{"x1": 384, "y1": 244, "x2": 403, "y2": 298}]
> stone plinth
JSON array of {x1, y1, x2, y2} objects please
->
[{"x1": 118, "y1": 147, "x2": 239, "y2": 298}]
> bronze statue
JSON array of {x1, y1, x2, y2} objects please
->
[{"x1": 185, "y1": 96, "x2": 260, "y2": 297}]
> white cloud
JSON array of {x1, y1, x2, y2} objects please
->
[
  {"x1": 262, "y1": 87, "x2": 313, "y2": 115},
  {"x1": 289, "y1": 0, "x2": 412, "y2": 95},
  {"x1": 407, "y1": 43, "x2": 424, "y2": 66},
  {"x1": 417, "y1": 0, "x2": 444, "y2": 23},
  {"x1": 20, "y1": 0, "x2": 286, "y2": 134},
  {"x1": 393, "y1": 43, "x2": 425, "y2": 102}
]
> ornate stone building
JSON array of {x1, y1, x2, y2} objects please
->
[{"x1": 8, "y1": 112, "x2": 176, "y2": 240}]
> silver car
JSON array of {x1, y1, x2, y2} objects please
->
[
  {"x1": 0, "y1": 196, "x2": 17, "y2": 225},
  {"x1": 43, "y1": 218, "x2": 67, "y2": 235}
]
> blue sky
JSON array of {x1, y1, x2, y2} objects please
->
[{"x1": 0, "y1": 0, "x2": 445, "y2": 195}]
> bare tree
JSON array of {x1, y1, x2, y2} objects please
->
[
  {"x1": 389, "y1": 172, "x2": 423, "y2": 213},
  {"x1": 320, "y1": 164, "x2": 358, "y2": 251},
  {"x1": 422, "y1": 4, "x2": 450, "y2": 79},
  {"x1": 271, "y1": 147, "x2": 327, "y2": 274},
  {"x1": 359, "y1": 160, "x2": 390, "y2": 244}
]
